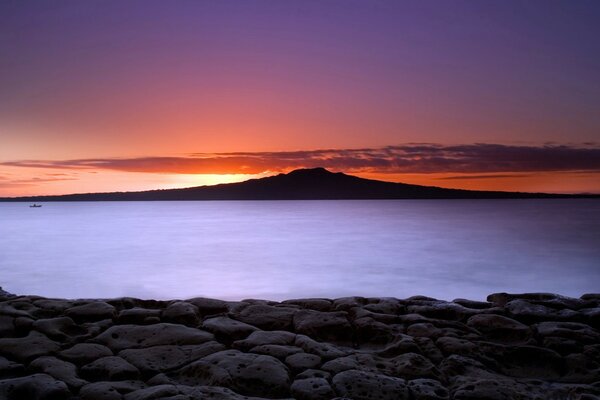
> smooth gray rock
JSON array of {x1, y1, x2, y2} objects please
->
[
  {"x1": 233, "y1": 330, "x2": 296, "y2": 351},
  {"x1": 201, "y1": 316, "x2": 258, "y2": 341},
  {"x1": 161, "y1": 302, "x2": 199, "y2": 326},
  {"x1": 65, "y1": 302, "x2": 116, "y2": 322},
  {"x1": 285, "y1": 352, "x2": 321, "y2": 372},
  {"x1": 408, "y1": 379, "x2": 449, "y2": 400},
  {"x1": 0, "y1": 356, "x2": 25, "y2": 379},
  {"x1": 81, "y1": 356, "x2": 140, "y2": 381},
  {"x1": 249, "y1": 344, "x2": 303, "y2": 359},
  {"x1": 201, "y1": 349, "x2": 291, "y2": 397},
  {"x1": 294, "y1": 309, "x2": 352, "y2": 343},
  {"x1": 0, "y1": 373, "x2": 71, "y2": 400},
  {"x1": 291, "y1": 377, "x2": 335, "y2": 400},
  {"x1": 466, "y1": 314, "x2": 531, "y2": 342},
  {"x1": 185, "y1": 298, "x2": 229, "y2": 316},
  {"x1": 30, "y1": 356, "x2": 87, "y2": 389},
  {"x1": 60, "y1": 343, "x2": 114, "y2": 365},
  {"x1": 0, "y1": 331, "x2": 60, "y2": 362},
  {"x1": 233, "y1": 304, "x2": 297, "y2": 331},
  {"x1": 94, "y1": 323, "x2": 213, "y2": 351},
  {"x1": 332, "y1": 369, "x2": 410, "y2": 400},
  {"x1": 117, "y1": 308, "x2": 161, "y2": 325},
  {"x1": 32, "y1": 316, "x2": 87, "y2": 341}
]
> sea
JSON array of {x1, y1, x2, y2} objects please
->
[{"x1": 1, "y1": 199, "x2": 599, "y2": 301}]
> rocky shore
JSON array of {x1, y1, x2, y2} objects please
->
[{"x1": 1, "y1": 289, "x2": 599, "y2": 400}]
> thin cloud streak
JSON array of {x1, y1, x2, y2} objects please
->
[{"x1": 2, "y1": 143, "x2": 600, "y2": 175}]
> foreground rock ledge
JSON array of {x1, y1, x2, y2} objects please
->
[{"x1": 0, "y1": 291, "x2": 599, "y2": 400}]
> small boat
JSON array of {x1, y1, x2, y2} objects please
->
[{"x1": 29, "y1": 204, "x2": 42, "y2": 208}]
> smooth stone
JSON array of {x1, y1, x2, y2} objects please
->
[
  {"x1": 282, "y1": 299, "x2": 333, "y2": 312},
  {"x1": 164, "y1": 360, "x2": 232, "y2": 386},
  {"x1": 201, "y1": 316, "x2": 258, "y2": 341},
  {"x1": 0, "y1": 356, "x2": 25, "y2": 379},
  {"x1": 60, "y1": 343, "x2": 114, "y2": 365},
  {"x1": 79, "y1": 380, "x2": 146, "y2": 400},
  {"x1": 408, "y1": 379, "x2": 449, "y2": 400},
  {"x1": 0, "y1": 316, "x2": 15, "y2": 337},
  {"x1": 161, "y1": 302, "x2": 199, "y2": 326},
  {"x1": 65, "y1": 302, "x2": 116, "y2": 322},
  {"x1": 233, "y1": 330, "x2": 296, "y2": 351},
  {"x1": 81, "y1": 356, "x2": 140, "y2": 381},
  {"x1": 534, "y1": 321, "x2": 600, "y2": 343},
  {"x1": 407, "y1": 322, "x2": 444, "y2": 339},
  {"x1": 29, "y1": 356, "x2": 88, "y2": 389},
  {"x1": 32, "y1": 316, "x2": 87, "y2": 341},
  {"x1": 293, "y1": 309, "x2": 352, "y2": 343},
  {"x1": 332, "y1": 369, "x2": 410, "y2": 400},
  {"x1": 0, "y1": 331, "x2": 60, "y2": 362},
  {"x1": 296, "y1": 369, "x2": 331, "y2": 380},
  {"x1": 505, "y1": 299, "x2": 579, "y2": 323},
  {"x1": 249, "y1": 344, "x2": 303, "y2": 360},
  {"x1": 466, "y1": 314, "x2": 531, "y2": 342},
  {"x1": 201, "y1": 349, "x2": 291, "y2": 397},
  {"x1": 0, "y1": 373, "x2": 71, "y2": 400},
  {"x1": 94, "y1": 323, "x2": 213, "y2": 351},
  {"x1": 291, "y1": 377, "x2": 335, "y2": 400},
  {"x1": 116, "y1": 308, "x2": 161, "y2": 325},
  {"x1": 123, "y1": 384, "x2": 179, "y2": 400},
  {"x1": 294, "y1": 335, "x2": 349, "y2": 360},
  {"x1": 185, "y1": 298, "x2": 229, "y2": 316},
  {"x1": 285, "y1": 352, "x2": 322, "y2": 372},
  {"x1": 119, "y1": 342, "x2": 225, "y2": 374},
  {"x1": 233, "y1": 304, "x2": 297, "y2": 331}
]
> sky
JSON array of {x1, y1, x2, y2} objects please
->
[{"x1": 1, "y1": 0, "x2": 599, "y2": 196}]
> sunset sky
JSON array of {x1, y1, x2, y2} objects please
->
[{"x1": 1, "y1": 0, "x2": 599, "y2": 196}]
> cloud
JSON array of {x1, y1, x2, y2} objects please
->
[
  {"x1": 436, "y1": 174, "x2": 534, "y2": 180},
  {"x1": 2, "y1": 143, "x2": 600, "y2": 175}
]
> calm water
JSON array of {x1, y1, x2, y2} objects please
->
[{"x1": 1, "y1": 200, "x2": 599, "y2": 301}]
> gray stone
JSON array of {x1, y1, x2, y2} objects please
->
[
  {"x1": 0, "y1": 356, "x2": 25, "y2": 379},
  {"x1": 32, "y1": 316, "x2": 87, "y2": 341},
  {"x1": 466, "y1": 314, "x2": 531, "y2": 342},
  {"x1": 94, "y1": 323, "x2": 213, "y2": 351},
  {"x1": 408, "y1": 379, "x2": 449, "y2": 400},
  {"x1": 233, "y1": 304, "x2": 297, "y2": 331},
  {"x1": 116, "y1": 308, "x2": 161, "y2": 325},
  {"x1": 282, "y1": 298, "x2": 333, "y2": 312},
  {"x1": 65, "y1": 302, "x2": 116, "y2": 322},
  {"x1": 165, "y1": 360, "x2": 232, "y2": 386},
  {"x1": 185, "y1": 297, "x2": 229, "y2": 316},
  {"x1": 30, "y1": 356, "x2": 87, "y2": 389},
  {"x1": 0, "y1": 373, "x2": 71, "y2": 400},
  {"x1": 201, "y1": 349, "x2": 291, "y2": 397},
  {"x1": 332, "y1": 369, "x2": 410, "y2": 400},
  {"x1": 249, "y1": 344, "x2": 302, "y2": 359},
  {"x1": 0, "y1": 316, "x2": 15, "y2": 337},
  {"x1": 201, "y1": 316, "x2": 258, "y2": 341},
  {"x1": 123, "y1": 384, "x2": 179, "y2": 400},
  {"x1": 294, "y1": 334, "x2": 349, "y2": 360},
  {"x1": 294, "y1": 309, "x2": 352, "y2": 343},
  {"x1": 60, "y1": 343, "x2": 114, "y2": 365},
  {"x1": 81, "y1": 356, "x2": 140, "y2": 381},
  {"x1": 161, "y1": 302, "x2": 199, "y2": 326},
  {"x1": 233, "y1": 330, "x2": 296, "y2": 351},
  {"x1": 119, "y1": 342, "x2": 225, "y2": 374},
  {"x1": 285, "y1": 352, "x2": 321, "y2": 372},
  {"x1": 0, "y1": 331, "x2": 60, "y2": 362},
  {"x1": 291, "y1": 377, "x2": 335, "y2": 400}
]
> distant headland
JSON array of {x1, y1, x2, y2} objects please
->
[{"x1": 0, "y1": 168, "x2": 597, "y2": 202}]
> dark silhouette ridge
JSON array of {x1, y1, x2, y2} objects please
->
[{"x1": 0, "y1": 168, "x2": 597, "y2": 201}]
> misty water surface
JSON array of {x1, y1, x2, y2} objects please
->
[{"x1": 1, "y1": 200, "x2": 599, "y2": 301}]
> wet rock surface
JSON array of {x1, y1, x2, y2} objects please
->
[{"x1": 0, "y1": 292, "x2": 598, "y2": 399}]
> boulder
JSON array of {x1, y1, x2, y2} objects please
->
[
  {"x1": 0, "y1": 331, "x2": 60, "y2": 362},
  {"x1": 116, "y1": 308, "x2": 161, "y2": 325},
  {"x1": 60, "y1": 343, "x2": 114, "y2": 365},
  {"x1": 32, "y1": 316, "x2": 87, "y2": 341},
  {"x1": 293, "y1": 309, "x2": 352, "y2": 343},
  {"x1": 161, "y1": 302, "x2": 199, "y2": 326},
  {"x1": 466, "y1": 314, "x2": 531, "y2": 343},
  {"x1": 233, "y1": 330, "x2": 296, "y2": 351},
  {"x1": 233, "y1": 304, "x2": 297, "y2": 331},
  {"x1": 79, "y1": 380, "x2": 146, "y2": 400},
  {"x1": 285, "y1": 352, "x2": 321, "y2": 372},
  {"x1": 65, "y1": 302, "x2": 116, "y2": 322},
  {"x1": 408, "y1": 379, "x2": 449, "y2": 400},
  {"x1": 332, "y1": 369, "x2": 410, "y2": 400},
  {"x1": 94, "y1": 323, "x2": 213, "y2": 351},
  {"x1": 81, "y1": 356, "x2": 140, "y2": 381},
  {"x1": 0, "y1": 373, "x2": 71, "y2": 400},
  {"x1": 29, "y1": 356, "x2": 87, "y2": 389},
  {"x1": 291, "y1": 377, "x2": 335, "y2": 400},
  {"x1": 201, "y1": 316, "x2": 258, "y2": 342}
]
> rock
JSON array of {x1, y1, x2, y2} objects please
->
[
  {"x1": 201, "y1": 350, "x2": 291, "y2": 397},
  {"x1": 392, "y1": 353, "x2": 441, "y2": 380},
  {"x1": 291, "y1": 377, "x2": 335, "y2": 400},
  {"x1": 505, "y1": 299, "x2": 579, "y2": 323},
  {"x1": 0, "y1": 356, "x2": 25, "y2": 379},
  {"x1": 60, "y1": 343, "x2": 114, "y2": 365},
  {"x1": 333, "y1": 297, "x2": 367, "y2": 311},
  {"x1": 452, "y1": 298, "x2": 494, "y2": 310},
  {"x1": 249, "y1": 344, "x2": 302, "y2": 359},
  {"x1": 65, "y1": 302, "x2": 116, "y2": 322},
  {"x1": 161, "y1": 302, "x2": 199, "y2": 326},
  {"x1": 0, "y1": 316, "x2": 15, "y2": 337},
  {"x1": 282, "y1": 298, "x2": 333, "y2": 312},
  {"x1": 81, "y1": 356, "x2": 140, "y2": 381},
  {"x1": 117, "y1": 308, "x2": 161, "y2": 325},
  {"x1": 0, "y1": 373, "x2": 71, "y2": 400},
  {"x1": 233, "y1": 304, "x2": 297, "y2": 331},
  {"x1": 79, "y1": 381, "x2": 146, "y2": 400},
  {"x1": 535, "y1": 321, "x2": 600, "y2": 343},
  {"x1": 119, "y1": 342, "x2": 225, "y2": 375},
  {"x1": 497, "y1": 345, "x2": 564, "y2": 380},
  {"x1": 375, "y1": 334, "x2": 421, "y2": 357},
  {"x1": 406, "y1": 303, "x2": 479, "y2": 321},
  {"x1": 488, "y1": 292, "x2": 587, "y2": 310},
  {"x1": 332, "y1": 370, "x2": 410, "y2": 400},
  {"x1": 466, "y1": 314, "x2": 531, "y2": 343},
  {"x1": 285, "y1": 352, "x2": 321, "y2": 372},
  {"x1": 294, "y1": 335, "x2": 349, "y2": 360},
  {"x1": 185, "y1": 298, "x2": 229, "y2": 316},
  {"x1": 364, "y1": 297, "x2": 404, "y2": 315},
  {"x1": 293, "y1": 309, "x2": 352, "y2": 343},
  {"x1": 408, "y1": 379, "x2": 449, "y2": 400},
  {"x1": 0, "y1": 331, "x2": 60, "y2": 362},
  {"x1": 94, "y1": 323, "x2": 213, "y2": 351},
  {"x1": 29, "y1": 356, "x2": 87, "y2": 389},
  {"x1": 407, "y1": 322, "x2": 444, "y2": 339},
  {"x1": 0, "y1": 287, "x2": 16, "y2": 300},
  {"x1": 123, "y1": 384, "x2": 179, "y2": 400},
  {"x1": 296, "y1": 369, "x2": 331, "y2": 380},
  {"x1": 32, "y1": 316, "x2": 87, "y2": 341},
  {"x1": 164, "y1": 360, "x2": 231, "y2": 386},
  {"x1": 353, "y1": 316, "x2": 398, "y2": 345},
  {"x1": 201, "y1": 316, "x2": 258, "y2": 342},
  {"x1": 233, "y1": 330, "x2": 296, "y2": 351},
  {"x1": 33, "y1": 299, "x2": 75, "y2": 315}
]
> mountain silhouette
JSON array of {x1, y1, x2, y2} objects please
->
[{"x1": 0, "y1": 168, "x2": 594, "y2": 201}]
